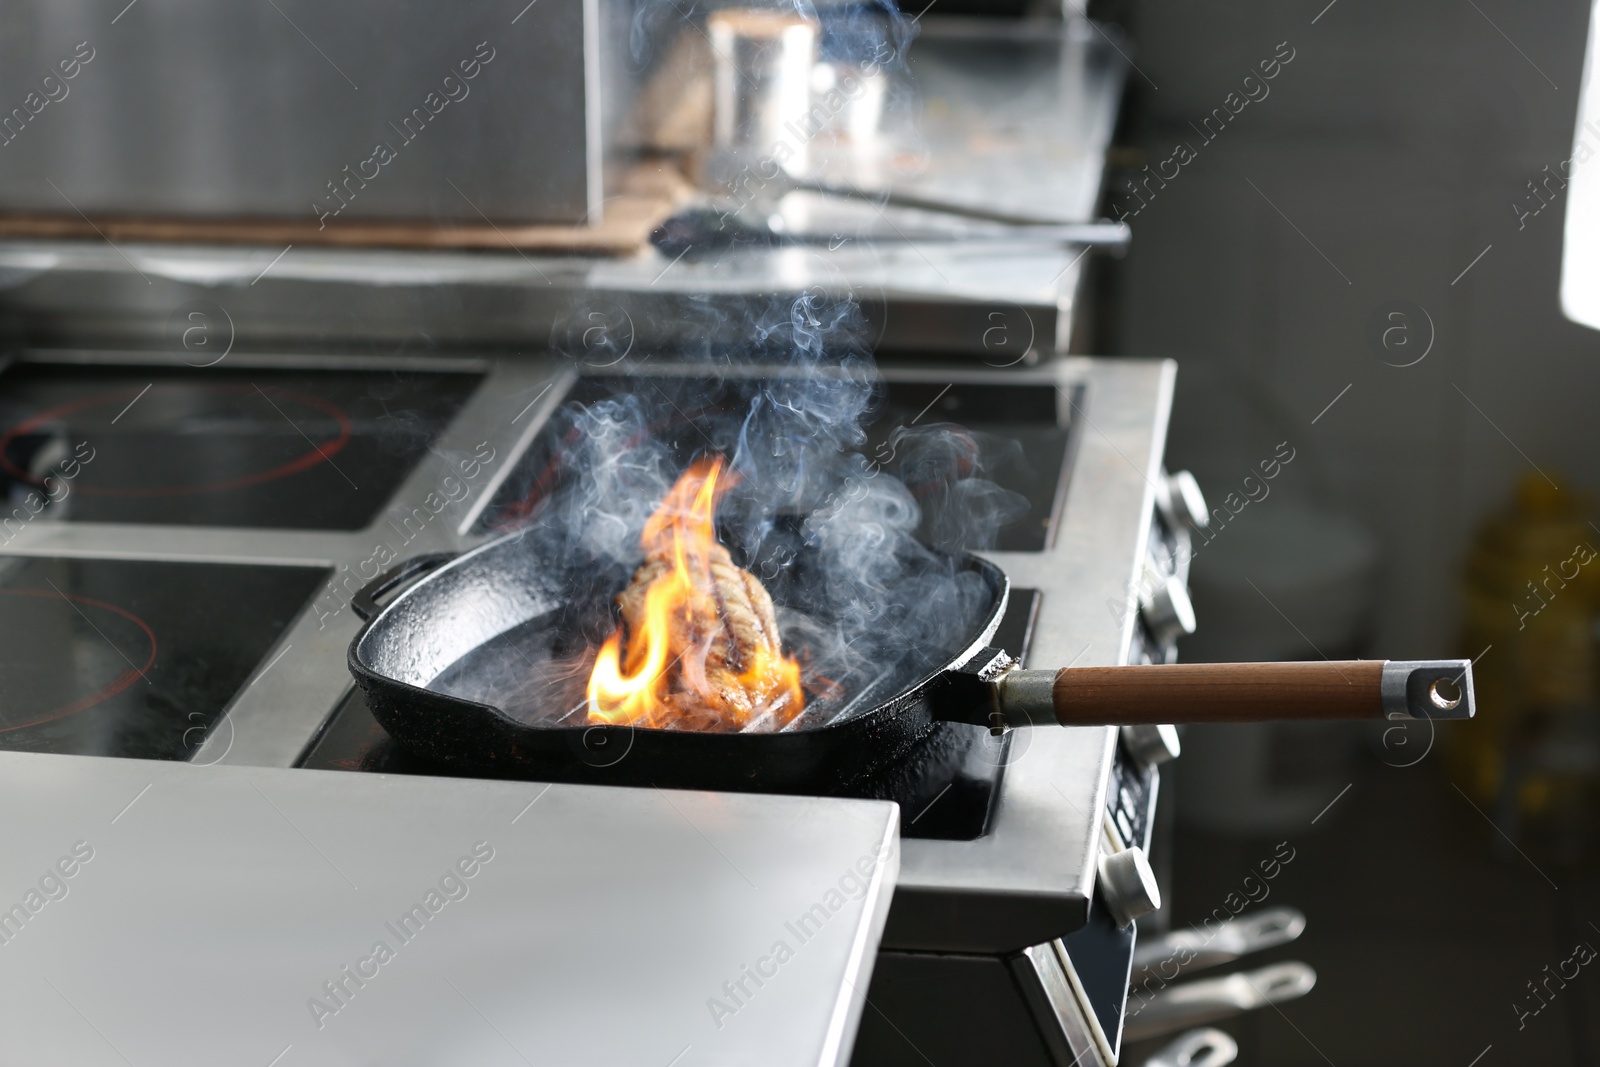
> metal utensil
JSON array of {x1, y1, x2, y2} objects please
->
[
  {"x1": 1124, "y1": 962, "x2": 1317, "y2": 1042},
  {"x1": 650, "y1": 207, "x2": 1131, "y2": 258},
  {"x1": 1141, "y1": 1028, "x2": 1239, "y2": 1067},
  {"x1": 1131, "y1": 906, "x2": 1307, "y2": 986},
  {"x1": 712, "y1": 173, "x2": 1125, "y2": 230},
  {"x1": 708, "y1": 8, "x2": 820, "y2": 176},
  {"x1": 787, "y1": 176, "x2": 1113, "y2": 229}
]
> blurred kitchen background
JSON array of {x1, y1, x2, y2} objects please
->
[{"x1": 1100, "y1": 1, "x2": 1600, "y2": 1063}]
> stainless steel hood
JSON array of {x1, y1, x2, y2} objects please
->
[{"x1": 0, "y1": 0, "x2": 637, "y2": 224}]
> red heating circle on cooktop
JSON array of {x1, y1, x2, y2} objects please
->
[
  {"x1": 0, "y1": 589, "x2": 158, "y2": 733},
  {"x1": 0, "y1": 383, "x2": 353, "y2": 498}
]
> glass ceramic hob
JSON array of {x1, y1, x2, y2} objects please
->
[
  {"x1": 474, "y1": 374, "x2": 1074, "y2": 551},
  {"x1": 0, "y1": 555, "x2": 327, "y2": 760},
  {"x1": 0, "y1": 362, "x2": 483, "y2": 530},
  {"x1": 0, "y1": 358, "x2": 1081, "y2": 836}
]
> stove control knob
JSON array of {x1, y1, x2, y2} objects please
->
[
  {"x1": 1158, "y1": 470, "x2": 1209, "y2": 531},
  {"x1": 1121, "y1": 723, "x2": 1181, "y2": 767},
  {"x1": 1141, "y1": 575, "x2": 1197, "y2": 644},
  {"x1": 1099, "y1": 846, "x2": 1161, "y2": 928}
]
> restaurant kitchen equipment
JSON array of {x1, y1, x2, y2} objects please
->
[
  {"x1": 0, "y1": 349, "x2": 1167, "y2": 1065},
  {"x1": 0, "y1": 347, "x2": 1456, "y2": 1065},
  {"x1": 0, "y1": 6, "x2": 1407, "y2": 1065}
]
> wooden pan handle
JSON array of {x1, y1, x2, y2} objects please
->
[
  {"x1": 991, "y1": 660, "x2": 1475, "y2": 727},
  {"x1": 1055, "y1": 661, "x2": 1382, "y2": 724}
]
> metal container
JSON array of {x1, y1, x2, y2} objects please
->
[{"x1": 707, "y1": 8, "x2": 819, "y2": 181}]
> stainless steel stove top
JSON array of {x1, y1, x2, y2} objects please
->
[
  {"x1": 0, "y1": 349, "x2": 1177, "y2": 1066},
  {"x1": 0, "y1": 350, "x2": 1172, "y2": 946}
]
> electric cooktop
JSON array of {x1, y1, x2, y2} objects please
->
[
  {"x1": 0, "y1": 555, "x2": 326, "y2": 760},
  {"x1": 0, "y1": 362, "x2": 482, "y2": 530},
  {"x1": 1, "y1": 357, "x2": 1084, "y2": 839},
  {"x1": 475, "y1": 374, "x2": 1074, "y2": 552},
  {"x1": 293, "y1": 368, "x2": 1072, "y2": 838}
]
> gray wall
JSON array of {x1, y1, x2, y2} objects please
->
[{"x1": 1117, "y1": 0, "x2": 1600, "y2": 655}]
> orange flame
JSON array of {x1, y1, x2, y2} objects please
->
[{"x1": 586, "y1": 457, "x2": 805, "y2": 731}]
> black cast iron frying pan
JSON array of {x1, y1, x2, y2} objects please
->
[{"x1": 347, "y1": 532, "x2": 1475, "y2": 794}]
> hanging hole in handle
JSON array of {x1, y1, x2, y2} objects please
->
[
  {"x1": 1429, "y1": 677, "x2": 1461, "y2": 711},
  {"x1": 1258, "y1": 964, "x2": 1315, "y2": 999},
  {"x1": 1264, "y1": 973, "x2": 1300, "y2": 996},
  {"x1": 1241, "y1": 908, "x2": 1305, "y2": 947},
  {"x1": 1237, "y1": 907, "x2": 1305, "y2": 948},
  {"x1": 1183, "y1": 1038, "x2": 1237, "y2": 1067},
  {"x1": 1161, "y1": 1028, "x2": 1239, "y2": 1067}
]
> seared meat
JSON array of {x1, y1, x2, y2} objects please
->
[
  {"x1": 614, "y1": 539, "x2": 798, "y2": 730},
  {"x1": 588, "y1": 456, "x2": 805, "y2": 731}
]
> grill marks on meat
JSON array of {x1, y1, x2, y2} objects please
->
[{"x1": 614, "y1": 540, "x2": 795, "y2": 730}]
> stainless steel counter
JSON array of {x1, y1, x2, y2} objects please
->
[
  {"x1": 0, "y1": 749, "x2": 899, "y2": 1066},
  {"x1": 0, "y1": 17, "x2": 1124, "y2": 358}
]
